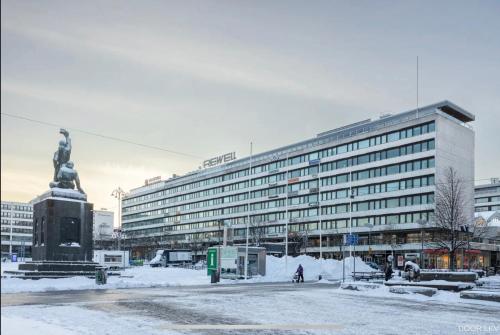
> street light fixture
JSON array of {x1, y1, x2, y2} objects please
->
[
  {"x1": 111, "y1": 187, "x2": 126, "y2": 251},
  {"x1": 417, "y1": 219, "x2": 428, "y2": 269}
]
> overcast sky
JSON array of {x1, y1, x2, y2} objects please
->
[{"x1": 2, "y1": 0, "x2": 499, "y2": 223}]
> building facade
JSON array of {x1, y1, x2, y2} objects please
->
[
  {"x1": 122, "y1": 101, "x2": 478, "y2": 268},
  {"x1": 475, "y1": 178, "x2": 500, "y2": 212},
  {"x1": 1, "y1": 201, "x2": 33, "y2": 258}
]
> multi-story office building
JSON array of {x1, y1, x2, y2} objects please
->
[
  {"x1": 1, "y1": 201, "x2": 33, "y2": 258},
  {"x1": 122, "y1": 101, "x2": 478, "y2": 268},
  {"x1": 475, "y1": 178, "x2": 500, "y2": 212}
]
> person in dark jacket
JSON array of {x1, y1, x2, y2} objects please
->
[
  {"x1": 296, "y1": 264, "x2": 304, "y2": 283},
  {"x1": 384, "y1": 262, "x2": 393, "y2": 281}
]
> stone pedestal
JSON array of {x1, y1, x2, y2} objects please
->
[
  {"x1": 31, "y1": 190, "x2": 93, "y2": 262},
  {"x1": 8, "y1": 189, "x2": 101, "y2": 279}
]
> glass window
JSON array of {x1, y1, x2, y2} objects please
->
[
  {"x1": 337, "y1": 145, "x2": 347, "y2": 154},
  {"x1": 358, "y1": 139, "x2": 369, "y2": 149},
  {"x1": 357, "y1": 154, "x2": 370, "y2": 165},
  {"x1": 387, "y1": 132, "x2": 399, "y2": 142},
  {"x1": 387, "y1": 148, "x2": 399, "y2": 159},
  {"x1": 387, "y1": 165, "x2": 399, "y2": 175},
  {"x1": 386, "y1": 181, "x2": 399, "y2": 192},
  {"x1": 337, "y1": 159, "x2": 348, "y2": 169},
  {"x1": 386, "y1": 198, "x2": 399, "y2": 208}
]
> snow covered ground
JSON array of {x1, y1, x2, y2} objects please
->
[
  {"x1": 2, "y1": 282, "x2": 499, "y2": 335},
  {"x1": 1, "y1": 255, "x2": 372, "y2": 293}
]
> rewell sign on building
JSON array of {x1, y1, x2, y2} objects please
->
[{"x1": 203, "y1": 152, "x2": 236, "y2": 168}]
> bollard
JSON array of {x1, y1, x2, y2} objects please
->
[{"x1": 95, "y1": 268, "x2": 107, "y2": 285}]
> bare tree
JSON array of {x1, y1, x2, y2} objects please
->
[
  {"x1": 432, "y1": 167, "x2": 483, "y2": 270},
  {"x1": 287, "y1": 231, "x2": 305, "y2": 256},
  {"x1": 250, "y1": 218, "x2": 266, "y2": 246}
]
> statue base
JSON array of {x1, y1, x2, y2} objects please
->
[{"x1": 31, "y1": 190, "x2": 93, "y2": 262}]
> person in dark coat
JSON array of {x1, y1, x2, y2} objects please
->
[
  {"x1": 384, "y1": 263, "x2": 393, "y2": 281},
  {"x1": 296, "y1": 264, "x2": 304, "y2": 283}
]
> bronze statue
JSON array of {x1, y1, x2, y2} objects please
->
[
  {"x1": 49, "y1": 129, "x2": 85, "y2": 194},
  {"x1": 53, "y1": 129, "x2": 71, "y2": 181}
]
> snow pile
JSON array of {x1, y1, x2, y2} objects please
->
[
  {"x1": 253, "y1": 255, "x2": 375, "y2": 282},
  {"x1": 1, "y1": 266, "x2": 209, "y2": 293},
  {"x1": 1, "y1": 255, "x2": 375, "y2": 293}
]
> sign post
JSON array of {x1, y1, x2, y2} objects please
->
[{"x1": 207, "y1": 248, "x2": 218, "y2": 276}]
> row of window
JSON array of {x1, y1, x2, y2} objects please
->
[
  {"x1": 476, "y1": 205, "x2": 500, "y2": 212},
  {"x1": 123, "y1": 121, "x2": 435, "y2": 206},
  {"x1": 124, "y1": 208, "x2": 434, "y2": 238},
  {"x1": 1, "y1": 204, "x2": 33, "y2": 211},
  {"x1": 123, "y1": 154, "x2": 434, "y2": 219},
  {"x1": 124, "y1": 137, "x2": 434, "y2": 214},
  {"x1": 321, "y1": 193, "x2": 434, "y2": 215},
  {"x1": 122, "y1": 157, "x2": 435, "y2": 223},
  {"x1": 475, "y1": 196, "x2": 500, "y2": 204}
]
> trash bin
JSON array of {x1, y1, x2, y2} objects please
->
[
  {"x1": 95, "y1": 268, "x2": 107, "y2": 285},
  {"x1": 210, "y1": 271, "x2": 219, "y2": 283}
]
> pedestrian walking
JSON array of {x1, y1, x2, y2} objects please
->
[{"x1": 295, "y1": 264, "x2": 304, "y2": 283}]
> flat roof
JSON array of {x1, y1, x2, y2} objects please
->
[{"x1": 127, "y1": 100, "x2": 474, "y2": 197}]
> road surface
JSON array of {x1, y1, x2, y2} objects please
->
[{"x1": 2, "y1": 282, "x2": 499, "y2": 334}]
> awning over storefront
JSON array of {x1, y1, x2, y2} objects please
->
[{"x1": 424, "y1": 248, "x2": 482, "y2": 255}]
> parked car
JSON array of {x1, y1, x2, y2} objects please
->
[{"x1": 366, "y1": 261, "x2": 381, "y2": 271}]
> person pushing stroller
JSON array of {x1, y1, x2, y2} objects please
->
[{"x1": 294, "y1": 264, "x2": 304, "y2": 283}]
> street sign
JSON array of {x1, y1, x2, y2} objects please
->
[
  {"x1": 344, "y1": 234, "x2": 359, "y2": 245},
  {"x1": 207, "y1": 248, "x2": 218, "y2": 275}
]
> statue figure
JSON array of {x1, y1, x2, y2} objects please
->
[
  {"x1": 53, "y1": 129, "x2": 71, "y2": 182},
  {"x1": 49, "y1": 129, "x2": 85, "y2": 194},
  {"x1": 50, "y1": 161, "x2": 85, "y2": 194}
]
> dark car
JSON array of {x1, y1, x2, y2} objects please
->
[{"x1": 366, "y1": 261, "x2": 381, "y2": 271}]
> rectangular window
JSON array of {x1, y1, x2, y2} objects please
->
[{"x1": 387, "y1": 132, "x2": 399, "y2": 142}]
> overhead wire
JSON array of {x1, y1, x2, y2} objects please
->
[{"x1": 1, "y1": 112, "x2": 204, "y2": 160}]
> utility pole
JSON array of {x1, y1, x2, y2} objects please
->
[
  {"x1": 285, "y1": 151, "x2": 290, "y2": 275},
  {"x1": 244, "y1": 142, "x2": 253, "y2": 280},
  {"x1": 111, "y1": 187, "x2": 125, "y2": 251}
]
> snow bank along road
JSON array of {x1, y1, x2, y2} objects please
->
[{"x1": 2, "y1": 282, "x2": 499, "y2": 335}]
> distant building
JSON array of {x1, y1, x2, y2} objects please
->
[
  {"x1": 1, "y1": 201, "x2": 33, "y2": 257},
  {"x1": 475, "y1": 178, "x2": 500, "y2": 212}
]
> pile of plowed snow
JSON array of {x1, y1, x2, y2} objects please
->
[{"x1": 254, "y1": 255, "x2": 375, "y2": 282}]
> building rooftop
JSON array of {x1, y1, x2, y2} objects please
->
[{"x1": 127, "y1": 100, "x2": 473, "y2": 197}]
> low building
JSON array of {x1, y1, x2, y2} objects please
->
[
  {"x1": 1, "y1": 201, "x2": 33, "y2": 258},
  {"x1": 473, "y1": 210, "x2": 500, "y2": 269},
  {"x1": 475, "y1": 178, "x2": 500, "y2": 212}
]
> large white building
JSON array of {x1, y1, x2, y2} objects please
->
[
  {"x1": 122, "y1": 101, "x2": 480, "y2": 268},
  {"x1": 1, "y1": 201, "x2": 33, "y2": 258}
]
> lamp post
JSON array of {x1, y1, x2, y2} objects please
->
[
  {"x1": 111, "y1": 187, "x2": 125, "y2": 251},
  {"x1": 417, "y1": 219, "x2": 428, "y2": 269},
  {"x1": 244, "y1": 142, "x2": 253, "y2": 280},
  {"x1": 364, "y1": 223, "x2": 374, "y2": 261}
]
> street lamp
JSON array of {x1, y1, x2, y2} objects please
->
[
  {"x1": 364, "y1": 223, "x2": 374, "y2": 261},
  {"x1": 111, "y1": 187, "x2": 126, "y2": 251},
  {"x1": 417, "y1": 219, "x2": 428, "y2": 269}
]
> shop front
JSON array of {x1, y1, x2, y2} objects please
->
[{"x1": 424, "y1": 248, "x2": 489, "y2": 269}]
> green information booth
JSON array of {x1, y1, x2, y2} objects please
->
[{"x1": 207, "y1": 246, "x2": 266, "y2": 279}]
